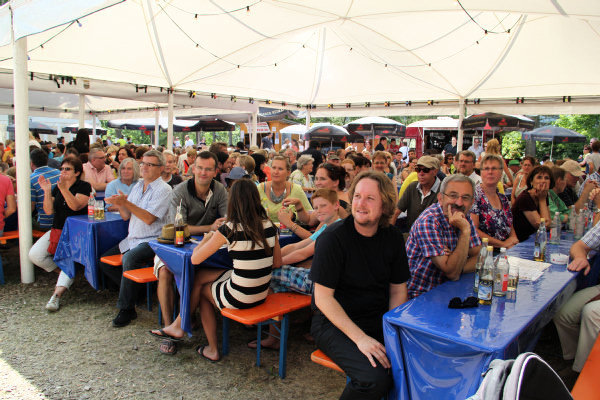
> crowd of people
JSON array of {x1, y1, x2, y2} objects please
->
[{"x1": 3, "y1": 129, "x2": 600, "y2": 399}]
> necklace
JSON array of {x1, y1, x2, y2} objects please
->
[{"x1": 269, "y1": 184, "x2": 287, "y2": 203}]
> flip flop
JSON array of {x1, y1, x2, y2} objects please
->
[
  {"x1": 148, "y1": 328, "x2": 183, "y2": 342},
  {"x1": 247, "y1": 338, "x2": 280, "y2": 351},
  {"x1": 158, "y1": 340, "x2": 178, "y2": 356},
  {"x1": 196, "y1": 345, "x2": 221, "y2": 363}
]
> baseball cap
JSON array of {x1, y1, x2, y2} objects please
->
[
  {"x1": 227, "y1": 166, "x2": 250, "y2": 180},
  {"x1": 560, "y1": 160, "x2": 583, "y2": 177},
  {"x1": 417, "y1": 156, "x2": 440, "y2": 170},
  {"x1": 508, "y1": 159, "x2": 520, "y2": 166}
]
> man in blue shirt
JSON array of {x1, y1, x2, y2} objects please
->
[{"x1": 30, "y1": 148, "x2": 60, "y2": 231}]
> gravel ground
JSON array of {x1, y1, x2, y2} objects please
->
[
  {"x1": 0, "y1": 243, "x2": 344, "y2": 400},
  {"x1": 0, "y1": 242, "x2": 578, "y2": 399}
]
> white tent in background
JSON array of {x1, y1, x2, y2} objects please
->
[{"x1": 2, "y1": 1, "x2": 600, "y2": 110}]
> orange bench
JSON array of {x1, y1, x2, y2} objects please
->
[
  {"x1": 121, "y1": 266, "x2": 157, "y2": 312},
  {"x1": 572, "y1": 335, "x2": 600, "y2": 399},
  {"x1": 0, "y1": 229, "x2": 45, "y2": 244},
  {"x1": 0, "y1": 230, "x2": 47, "y2": 284},
  {"x1": 311, "y1": 349, "x2": 345, "y2": 374},
  {"x1": 221, "y1": 292, "x2": 311, "y2": 378},
  {"x1": 99, "y1": 254, "x2": 123, "y2": 266}
]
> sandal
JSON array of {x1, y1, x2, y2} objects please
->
[
  {"x1": 148, "y1": 328, "x2": 183, "y2": 342},
  {"x1": 196, "y1": 345, "x2": 221, "y2": 363},
  {"x1": 159, "y1": 340, "x2": 177, "y2": 356}
]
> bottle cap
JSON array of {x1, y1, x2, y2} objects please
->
[
  {"x1": 487, "y1": 245, "x2": 493, "y2": 251},
  {"x1": 540, "y1": 218, "x2": 545, "y2": 222},
  {"x1": 555, "y1": 212, "x2": 560, "y2": 215},
  {"x1": 482, "y1": 237, "x2": 489, "y2": 243},
  {"x1": 500, "y1": 247, "x2": 506, "y2": 252}
]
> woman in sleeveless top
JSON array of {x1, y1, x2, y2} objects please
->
[{"x1": 153, "y1": 179, "x2": 281, "y2": 362}]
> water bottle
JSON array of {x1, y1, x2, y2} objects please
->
[
  {"x1": 568, "y1": 205, "x2": 576, "y2": 232},
  {"x1": 478, "y1": 246, "x2": 494, "y2": 305},
  {"x1": 88, "y1": 192, "x2": 96, "y2": 219},
  {"x1": 473, "y1": 238, "x2": 489, "y2": 293},
  {"x1": 549, "y1": 212, "x2": 561, "y2": 245},
  {"x1": 574, "y1": 209, "x2": 585, "y2": 240},
  {"x1": 493, "y1": 248, "x2": 509, "y2": 297},
  {"x1": 534, "y1": 218, "x2": 547, "y2": 261},
  {"x1": 507, "y1": 252, "x2": 518, "y2": 292}
]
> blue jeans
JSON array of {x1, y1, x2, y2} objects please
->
[{"x1": 98, "y1": 242, "x2": 155, "y2": 310}]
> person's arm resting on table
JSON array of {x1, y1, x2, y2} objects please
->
[{"x1": 568, "y1": 240, "x2": 593, "y2": 275}]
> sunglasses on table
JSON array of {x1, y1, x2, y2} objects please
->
[{"x1": 448, "y1": 296, "x2": 479, "y2": 309}]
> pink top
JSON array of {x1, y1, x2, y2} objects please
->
[
  {"x1": 0, "y1": 174, "x2": 15, "y2": 231},
  {"x1": 83, "y1": 161, "x2": 114, "y2": 188}
]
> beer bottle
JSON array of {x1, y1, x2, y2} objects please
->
[
  {"x1": 174, "y1": 205, "x2": 185, "y2": 247},
  {"x1": 534, "y1": 218, "x2": 547, "y2": 261},
  {"x1": 478, "y1": 246, "x2": 494, "y2": 305}
]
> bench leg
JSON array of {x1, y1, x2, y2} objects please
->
[
  {"x1": 146, "y1": 282, "x2": 152, "y2": 312},
  {"x1": 256, "y1": 322, "x2": 263, "y2": 367},
  {"x1": 222, "y1": 317, "x2": 230, "y2": 356},
  {"x1": 0, "y1": 255, "x2": 4, "y2": 285},
  {"x1": 279, "y1": 314, "x2": 290, "y2": 379}
]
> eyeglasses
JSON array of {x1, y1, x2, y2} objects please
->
[
  {"x1": 195, "y1": 167, "x2": 215, "y2": 172},
  {"x1": 139, "y1": 162, "x2": 161, "y2": 167},
  {"x1": 442, "y1": 192, "x2": 473, "y2": 202},
  {"x1": 60, "y1": 167, "x2": 73, "y2": 171},
  {"x1": 481, "y1": 167, "x2": 501, "y2": 172},
  {"x1": 415, "y1": 166, "x2": 432, "y2": 173}
]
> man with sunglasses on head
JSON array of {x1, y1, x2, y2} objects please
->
[
  {"x1": 100, "y1": 150, "x2": 172, "y2": 327},
  {"x1": 396, "y1": 156, "x2": 442, "y2": 230},
  {"x1": 83, "y1": 147, "x2": 114, "y2": 192},
  {"x1": 406, "y1": 174, "x2": 482, "y2": 298}
]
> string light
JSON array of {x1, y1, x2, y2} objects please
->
[
  {"x1": 405, "y1": 101, "x2": 412, "y2": 106},
  {"x1": 562, "y1": 96, "x2": 571, "y2": 103},
  {"x1": 346, "y1": 103, "x2": 351, "y2": 108},
  {"x1": 76, "y1": 19, "x2": 82, "y2": 27}
]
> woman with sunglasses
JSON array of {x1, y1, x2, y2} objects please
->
[
  {"x1": 441, "y1": 153, "x2": 455, "y2": 175},
  {"x1": 470, "y1": 154, "x2": 519, "y2": 249},
  {"x1": 511, "y1": 165, "x2": 553, "y2": 242},
  {"x1": 29, "y1": 157, "x2": 92, "y2": 312}
]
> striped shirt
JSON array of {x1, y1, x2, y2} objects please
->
[
  {"x1": 213, "y1": 220, "x2": 277, "y2": 310},
  {"x1": 30, "y1": 166, "x2": 61, "y2": 229}
]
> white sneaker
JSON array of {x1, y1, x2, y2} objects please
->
[{"x1": 45, "y1": 294, "x2": 60, "y2": 312}]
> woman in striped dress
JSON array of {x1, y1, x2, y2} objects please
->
[{"x1": 152, "y1": 179, "x2": 281, "y2": 362}]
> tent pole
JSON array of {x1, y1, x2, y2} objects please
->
[
  {"x1": 550, "y1": 142, "x2": 554, "y2": 161},
  {"x1": 154, "y1": 108, "x2": 160, "y2": 148},
  {"x1": 251, "y1": 112, "x2": 258, "y2": 147},
  {"x1": 92, "y1": 115, "x2": 97, "y2": 142},
  {"x1": 167, "y1": 92, "x2": 174, "y2": 151},
  {"x1": 78, "y1": 94, "x2": 86, "y2": 139},
  {"x1": 13, "y1": 35, "x2": 34, "y2": 283},
  {"x1": 305, "y1": 110, "x2": 311, "y2": 150},
  {"x1": 457, "y1": 97, "x2": 465, "y2": 152}
]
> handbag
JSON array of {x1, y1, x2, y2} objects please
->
[{"x1": 47, "y1": 228, "x2": 62, "y2": 255}]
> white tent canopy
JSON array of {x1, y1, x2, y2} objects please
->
[{"x1": 1, "y1": 1, "x2": 600, "y2": 109}]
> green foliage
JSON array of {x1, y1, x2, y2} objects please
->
[
  {"x1": 501, "y1": 131, "x2": 526, "y2": 159},
  {"x1": 539, "y1": 115, "x2": 600, "y2": 160}
]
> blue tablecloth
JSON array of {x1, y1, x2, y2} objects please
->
[
  {"x1": 54, "y1": 213, "x2": 129, "y2": 290},
  {"x1": 383, "y1": 232, "x2": 578, "y2": 400},
  {"x1": 150, "y1": 233, "x2": 300, "y2": 335},
  {"x1": 95, "y1": 191, "x2": 105, "y2": 201}
]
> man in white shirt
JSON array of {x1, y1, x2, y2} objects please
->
[
  {"x1": 468, "y1": 137, "x2": 484, "y2": 159},
  {"x1": 456, "y1": 150, "x2": 482, "y2": 186}
]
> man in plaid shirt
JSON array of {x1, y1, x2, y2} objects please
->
[{"x1": 406, "y1": 174, "x2": 482, "y2": 299}]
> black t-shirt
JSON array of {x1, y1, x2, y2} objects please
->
[
  {"x1": 375, "y1": 143, "x2": 385, "y2": 151},
  {"x1": 52, "y1": 179, "x2": 92, "y2": 229},
  {"x1": 443, "y1": 144, "x2": 457, "y2": 155},
  {"x1": 166, "y1": 174, "x2": 183, "y2": 188},
  {"x1": 558, "y1": 186, "x2": 577, "y2": 207},
  {"x1": 310, "y1": 216, "x2": 410, "y2": 339},
  {"x1": 511, "y1": 190, "x2": 548, "y2": 242}
]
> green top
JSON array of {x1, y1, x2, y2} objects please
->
[
  {"x1": 257, "y1": 182, "x2": 313, "y2": 223},
  {"x1": 549, "y1": 189, "x2": 569, "y2": 222}
]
